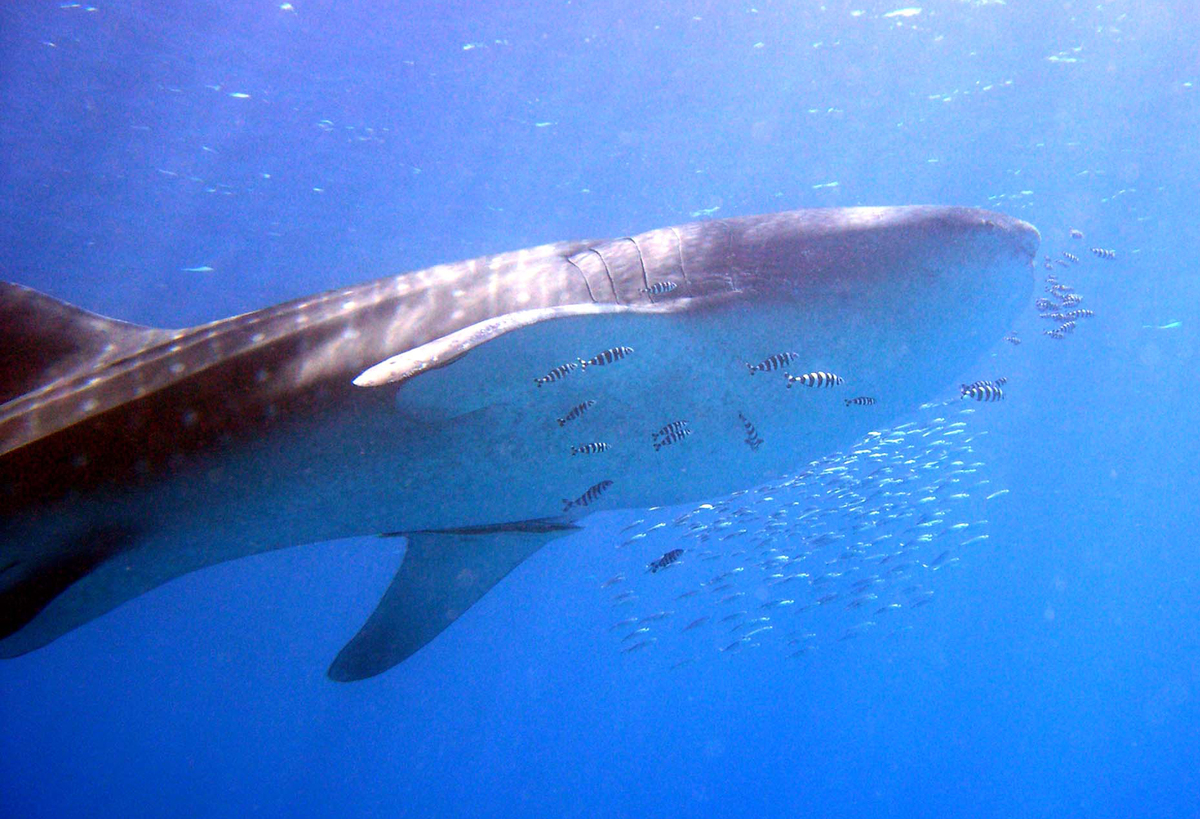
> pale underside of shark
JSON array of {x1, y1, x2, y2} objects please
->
[{"x1": 0, "y1": 206, "x2": 1038, "y2": 681}]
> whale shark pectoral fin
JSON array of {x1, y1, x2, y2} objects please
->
[
  {"x1": 352, "y1": 303, "x2": 628, "y2": 388},
  {"x1": 327, "y1": 518, "x2": 581, "y2": 682}
]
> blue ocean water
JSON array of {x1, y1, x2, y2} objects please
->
[{"x1": 2, "y1": 1, "x2": 1198, "y2": 817}]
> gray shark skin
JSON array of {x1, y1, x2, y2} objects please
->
[{"x1": 0, "y1": 206, "x2": 1038, "y2": 681}]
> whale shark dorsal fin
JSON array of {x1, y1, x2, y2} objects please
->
[
  {"x1": 327, "y1": 518, "x2": 580, "y2": 681},
  {"x1": 352, "y1": 302, "x2": 628, "y2": 387},
  {"x1": 0, "y1": 281, "x2": 173, "y2": 405}
]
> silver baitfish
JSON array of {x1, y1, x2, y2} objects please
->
[
  {"x1": 563, "y1": 479, "x2": 613, "y2": 511},
  {"x1": 570, "y1": 442, "x2": 610, "y2": 455},
  {"x1": 786, "y1": 371, "x2": 844, "y2": 388},
  {"x1": 581, "y1": 346, "x2": 634, "y2": 369},
  {"x1": 535, "y1": 360, "x2": 578, "y2": 387},
  {"x1": 746, "y1": 352, "x2": 799, "y2": 375},
  {"x1": 557, "y1": 399, "x2": 596, "y2": 427}
]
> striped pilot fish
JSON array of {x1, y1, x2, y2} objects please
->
[
  {"x1": 652, "y1": 420, "x2": 690, "y2": 441},
  {"x1": 570, "y1": 442, "x2": 610, "y2": 455},
  {"x1": 557, "y1": 399, "x2": 596, "y2": 427},
  {"x1": 746, "y1": 351, "x2": 799, "y2": 375},
  {"x1": 961, "y1": 377, "x2": 1007, "y2": 393},
  {"x1": 961, "y1": 384, "x2": 1005, "y2": 402},
  {"x1": 534, "y1": 360, "x2": 578, "y2": 387},
  {"x1": 1062, "y1": 251, "x2": 1080, "y2": 264},
  {"x1": 562, "y1": 479, "x2": 614, "y2": 512},
  {"x1": 581, "y1": 345, "x2": 634, "y2": 369},
  {"x1": 640, "y1": 280, "x2": 678, "y2": 296},
  {"x1": 1004, "y1": 333, "x2": 1022, "y2": 346},
  {"x1": 647, "y1": 548, "x2": 684, "y2": 573},
  {"x1": 785, "y1": 371, "x2": 844, "y2": 388},
  {"x1": 737, "y1": 411, "x2": 764, "y2": 451},
  {"x1": 1058, "y1": 308, "x2": 1094, "y2": 320},
  {"x1": 653, "y1": 427, "x2": 693, "y2": 451},
  {"x1": 845, "y1": 396, "x2": 876, "y2": 406},
  {"x1": 1091, "y1": 247, "x2": 1116, "y2": 259}
]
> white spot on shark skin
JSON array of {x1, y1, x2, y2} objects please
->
[
  {"x1": 169, "y1": 362, "x2": 186, "y2": 375},
  {"x1": 341, "y1": 301, "x2": 356, "y2": 311},
  {"x1": 250, "y1": 332, "x2": 266, "y2": 344},
  {"x1": 81, "y1": 398, "x2": 98, "y2": 413}
]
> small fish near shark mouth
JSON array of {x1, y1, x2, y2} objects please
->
[{"x1": 0, "y1": 206, "x2": 1038, "y2": 681}]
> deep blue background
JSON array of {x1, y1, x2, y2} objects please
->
[{"x1": 2, "y1": 2, "x2": 1199, "y2": 817}]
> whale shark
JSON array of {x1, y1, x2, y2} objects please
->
[{"x1": 0, "y1": 206, "x2": 1038, "y2": 681}]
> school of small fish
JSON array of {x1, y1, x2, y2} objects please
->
[
  {"x1": 600, "y1": 404, "x2": 1007, "y2": 665},
  {"x1": 1035, "y1": 226, "x2": 1118, "y2": 342}
]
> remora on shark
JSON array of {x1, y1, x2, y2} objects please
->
[{"x1": 0, "y1": 206, "x2": 1038, "y2": 681}]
